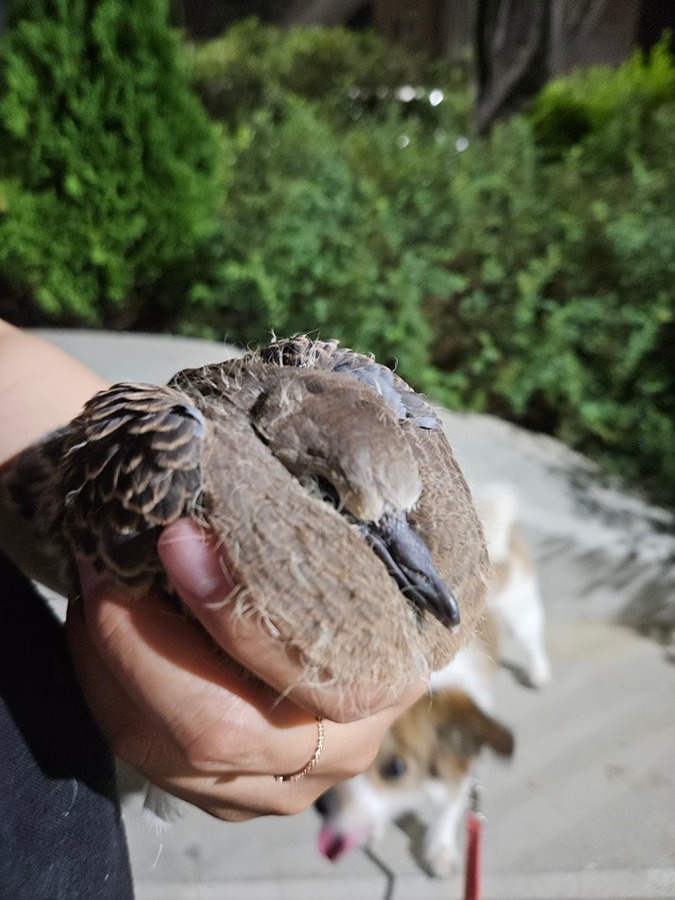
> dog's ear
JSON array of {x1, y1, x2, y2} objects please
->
[
  {"x1": 433, "y1": 690, "x2": 515, "y2": 760},
  {"x1": 472, "y1": 710, "x2": 515, "y2": 758}
]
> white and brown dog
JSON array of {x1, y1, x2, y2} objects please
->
[{"x1": 316, "y1": 483, "x2": 550, "y2": 877}]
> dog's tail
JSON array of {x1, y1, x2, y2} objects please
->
[{"x1": 473, "y1": 481, "x2": 520, "y2": 565}]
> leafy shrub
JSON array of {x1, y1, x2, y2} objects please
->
[
  {"x1": 0, "y1": 0, "x2": 222, "y2": 326},
  {"x1": 178, "y1": 99, "x2": 442, "y2": 375},
  {"x1": 1, "y1": 14, "x2": 674, "y2": 510},
  {"x1": 186, "y1": 21, "x2": 675, "y2": 507},
  {"x1": 182, "y1": 22, "x2": 471, "y2": 373},
  {"x1": 188, "y1": 17, "x2": 469, "y2": 129},
  {"x1": 529, "y1": 34, "x2": 675, "y2": 167},
  {"x1": 426, "y1": 67, "x2": 675, "y2": 506}
]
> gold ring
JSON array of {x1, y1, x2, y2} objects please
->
[{"x1": 275, "y1": 717, "x2": 325, "y2": 783}]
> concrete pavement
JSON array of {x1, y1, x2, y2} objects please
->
[
  {"x1": 36, "y1": 331, "x2": 675, "y2": 899},
  {"x1": 121, "y1": 621, "x2": 675, "y2": 900}
]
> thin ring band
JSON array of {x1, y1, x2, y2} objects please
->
[{"x1": 275, "y1": 717, "x2": 325, "y2": 783}]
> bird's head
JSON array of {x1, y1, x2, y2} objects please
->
[{"x1": 250, "y1": 369, "x2": 421, "y2": 522}]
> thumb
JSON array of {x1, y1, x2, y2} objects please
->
[{"x1": 157, "y1": 518, "x2": 236, "y2": 609}]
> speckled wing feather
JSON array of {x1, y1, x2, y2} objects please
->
[
  {"x1": 60, "y1": 383, "x2": 207, "y2": 585},
  {"x1": 3, "y1": 383, "x2": 207, "y2": 594},
  {"x1": 2, "y1": 336, "x2": 490, "y2": 691}
]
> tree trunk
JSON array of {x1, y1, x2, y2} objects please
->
[{"x1": 474, "y1": 0, "x2": 643, "y2": 132}]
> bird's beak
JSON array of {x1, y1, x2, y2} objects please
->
[{"x1": 359, "y1": 512, "x2": 460, "y2": 630}]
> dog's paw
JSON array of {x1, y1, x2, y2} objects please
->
[
  {"x1": 422, "y1": 836, "x2": 460, "y2": 878},
  {"x1": 525, "y1": 655, "x2": 552, "y2": 689}
]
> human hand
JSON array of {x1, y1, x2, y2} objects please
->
[{"x1": 65, "y1": 519, "x2": 427, "y2": 822}]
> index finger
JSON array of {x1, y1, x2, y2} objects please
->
[{"x1": 72, "y1": 559, "x2": 319, "y2": 777}]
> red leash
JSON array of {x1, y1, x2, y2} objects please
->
[{"x1": 463, "y1": 782, "x2": 484, "y2": 900}]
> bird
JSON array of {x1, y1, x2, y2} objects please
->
[{"x1": 3, "y1": 336, "x2": 489, "y2": 694}]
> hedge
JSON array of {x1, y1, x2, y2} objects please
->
[
  {"x1": 0, "y1": 0, "x2": 222, "y2": 326},
  {"x1": 1, "y1": 16, "x2": 673, "y2": 509}
]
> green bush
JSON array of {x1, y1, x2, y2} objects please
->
[
  {"x1": 425, "y1": 57, "x2": 675, "y2": 506},
  {"x1": 529, "y1": 35, "x2": 675, "y2": 167},
  {"x1": 181, "y1": 22, "x2": 471, "y2": 373},
  {"x1": 185, "y1": 22, "x2": 675, "y2": 507},
  {"x1": 178, "y1": 99, "x2": 441, "y2": 375},
  {"x1": 0, "y1": 0, "x2": 222, "y2": 326},
  {"x1": 188, "y1": 17, "x2": 469, "y2": 128},
  {"x1": 1, "y1": 14, "x2": 674, "y2": 510}
]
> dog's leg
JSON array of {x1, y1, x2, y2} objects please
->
[
  {"x1": 422, "y1": 774, "x2": 472, "y2": 877},
  {"x1": 508, "y1": 573, "x2": 551, "y2": 687},
  {"x1": 492, "y1": 570, "x2": 551, "y2": 688}
]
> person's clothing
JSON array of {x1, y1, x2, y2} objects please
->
[{"x1": 0, "y1": 552, "x2": 134, "y2": 899}]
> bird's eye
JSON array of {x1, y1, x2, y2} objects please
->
[
  {"x1": 315, "y1": 476, "x2": 340, "y2": 508},
  {"x1": 296, "y1": 474, "x2": 341, "y2": 509},
  {"x1": 378, "y1": 756, "x2": 408, "y2": 781}
]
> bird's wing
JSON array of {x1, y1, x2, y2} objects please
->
[
  {"x1": 58, "y1": 382, "x2": 207, "y2": 587},
  {"x1": 1, "y1": 424, "x2": 75, "y2": 592}
]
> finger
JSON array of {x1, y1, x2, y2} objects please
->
[
  {"x1": 168, "y1": 684, "x2": 430, "y2": 820},
  {"x1": 67, "y1": 592, "x2": 416, "y2": 821},
  {"x1": 67, "y1": 599, "x2": 307, "y2": 820},
  {"x1": 159, "y1": 519, "x2": 429, "y2": 722},
  {"x1": 73, "y1": 559, "x2": 319, "y2": 777}
]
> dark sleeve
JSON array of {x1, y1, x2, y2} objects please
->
[{"x1": 0, "y1": 552, "x2": 134, "y2": 900}]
